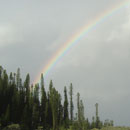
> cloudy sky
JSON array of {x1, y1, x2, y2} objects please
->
[{"x1": 0, "y1": 0, "x2": 130, "y2": 126}]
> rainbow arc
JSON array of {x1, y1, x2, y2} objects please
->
[{"x1": 33, "y1": 0, "x2": 130, "y2": 84}]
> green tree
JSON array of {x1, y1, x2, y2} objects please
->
[
  {"x1": 40, "y1": 74, "x2": 47, "y2": 128},
  {"x1": 31, "y1": 84, "x2": 40, "y2": 130},
  {"x1": 21, "y1": 74, "x2": 32, "y2": 130},
  {"x1": 4, "y1": 105, "x2": 10, "y2": 126},
  {"x1": 63, "y1": 86, "x2": 69, "y2": 129},
  {"x1": 24, "y1": 74, "x2": 30, "y2": 105},
  {"x1": 77, "y1": 92, "x2": 80, "y2": 122},
  {"x1": 77, "y1": 93, "x2": 85, "y2": 130},
  {"x1": 45, "y1": 92, "x2": 53, "y2": 129},
  {"x1": 91, "y1": 116, "x2": 96, "y2": 129},
  {"x1": 69, "y1": 83, "x2": 74, "y2": 124},
  {"x1": 16, "y1": 68, "x2": 21, "y2": 90},
  {"x1": 57, "y1": 93, "x2": 63, "y2": 127},
  {"x1": 49, "y1": 80, "x2": 59, "y2": 130}
]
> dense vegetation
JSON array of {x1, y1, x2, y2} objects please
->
[{"x1": 0, "y1": 66, "x2": 114, "y2": 130}]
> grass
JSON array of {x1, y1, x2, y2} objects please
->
[{"x1": 91, "y1": 126, "x2": 130, "y2": 130}]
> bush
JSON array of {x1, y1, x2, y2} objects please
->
[
  {"x1": 91, "y1": 128, "x2": 99, "y2": 130},
  {"x1": 2, "y1": 124, "x2": 20, "y2": 130}
]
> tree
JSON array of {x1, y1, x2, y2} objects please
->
[
  {"x1": 32, "y1": 84, "x2": 40, "y2": 130},
  {"x1": 80, "y1": 100, "x2": 85, "y2": 122},
  {"x1": 69, "y1": 83, "x2": 74, "y2": 124},
  {"x1": 21, "y1": 74, "x2": 32, "y2": 130},
  {"x1": 49, "y1": 80, "x2": 59, "y2": 130},
  {"x1": 95, "y1": 103, "x2": 101, "y2": 129},
  {"x1": 77, "y1": 92, "x2": 80, "y2": 122},
  {"x1": 0, "y1": 65, "x2": 109, "y2": 130},
  {"x1": 4, "y1": 105, "x2": 10, "y2": 126},
  {"x1": 40, "y1": 74, "x2": 47, "y2": 128},
  {"x1": 45, "y1": 92, "x2": 53, "y2": 129},
  {"x1": 24, "y1": 74, "x2": 30, "y2": 105},
  {"x1": 16, "y1": 68, "x2": 21, "y2": 90},
  {"x1": 57, "y1": 94, "x2": 63, "y2": 127},
  {"x1": 77, "y1": 93, "x2": 85, "y2": 130},
  {"x1": 63, "y1": 86, "x2": 69, "y2": 129},
  {"x1": 21, "y1": 105, "x2": 30, "y2": 130},
  {"x1": 32, "y1": 103, "x2": 39, "y2": 130},
  {"x1": 91, "y1": 116, "x2": 96, "y2": 129},
  {"x1": 0, "y1": 66, "x2": 3, "y2": 79}
]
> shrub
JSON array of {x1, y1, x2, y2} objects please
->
[{"x1": 2, "y1": 124, "x2": 20, "y2": 130}]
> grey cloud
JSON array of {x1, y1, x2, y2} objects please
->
[{"x1": 0, "y1": 0, "x2": 130, "y2": 126}]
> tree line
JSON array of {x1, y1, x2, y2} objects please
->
[{"x1": 0, "y1": 66, "x2": 113, "y2": 130}]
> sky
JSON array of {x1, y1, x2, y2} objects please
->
[{"x1": 0, "y1": 0, "x2": 130, "y2": 126}]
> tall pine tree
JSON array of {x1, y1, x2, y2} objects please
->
[
  {"x1": 63, "y1": 86, "x2": 69, "y2": 129},
  {"x1": 69, "y1": 83, "x2": 74, "y2": 124},
  {"x1": 40, "y1": 74, "x2": 47, "y2": 128}
]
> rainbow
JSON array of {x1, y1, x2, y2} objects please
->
[{"x1": 33, "y1": 0, "x2": 130, "y2": 84}]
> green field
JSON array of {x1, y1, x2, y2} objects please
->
[
  {"x1": 2, "y1": 124, "x2": 130, "y2": 130},
  {"x1": 91, "y1": 127, "x2": 130, "y2": 130}
]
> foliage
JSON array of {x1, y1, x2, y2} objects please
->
[
  {"x1": 2, "y1": 124, "x2": 20, "y2": 130},
  {"x1": 0, "y1": 66, "x2": 115, "y2": 130}
]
